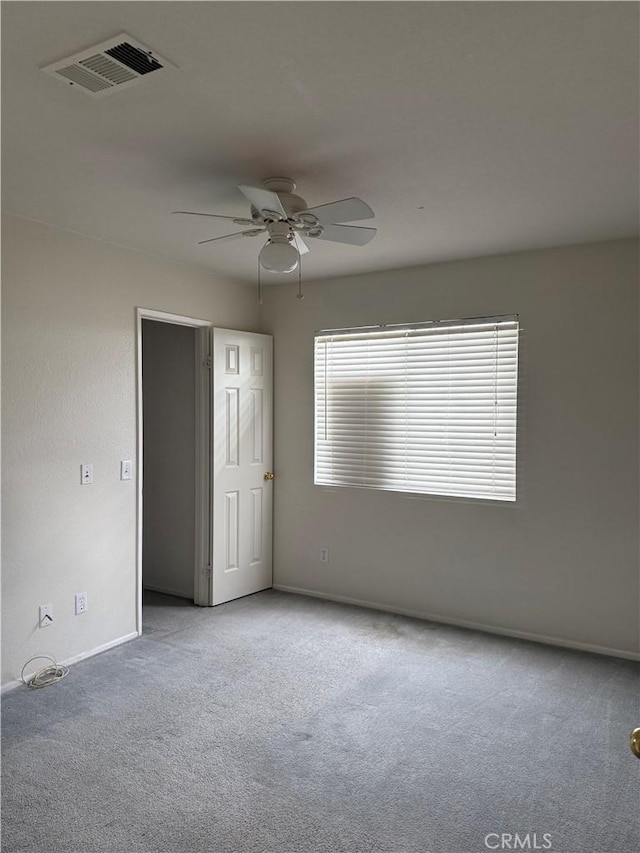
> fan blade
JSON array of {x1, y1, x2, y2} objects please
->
[
  {"x1": 301, "y1": 197, "x2": 374, "y2": 225},
  {"x1": 173, "y1": 211, "x2": 256, "y2": 225},
  {"x1": 238, "y1": 185, "x2": 287, "y2": 219},
  {"x1": 309, "y1": 224, "x2": 376, "y2": 246},
  {"x1": 291, "y1": 232, "x2": 310, "y2": 255},
  {"x1": 198, "y1": 229, "x2": 264, "y2": 245}
]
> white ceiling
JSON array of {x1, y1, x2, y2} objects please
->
[{"x1": 2, "y1": 1, "x2": 638, "y2": 284}]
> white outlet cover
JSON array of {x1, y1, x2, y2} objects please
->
[
  {"x1": 75, "y1": 592, "x2": 88, "y2": 615},
  {"x1": 39, "y1": 604, "x2": 53, "y2": 627}
]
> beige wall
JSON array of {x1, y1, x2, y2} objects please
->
[
  {"x1": 2, "y1": 219, "x2": 638, "y2": 690},
  {"x1": 142, "y1": 320, "x2": 196, "y2": 600},
  {"x1": 1, "y1": 214, "x2": 258, "y2": 687},
  {"x1": 260, "y1": 239, "x2": 640, "y2": 656}
]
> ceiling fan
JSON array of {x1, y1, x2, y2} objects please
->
[{"x1": 173, "y1": 177, "x2": 376, "y2": 275}]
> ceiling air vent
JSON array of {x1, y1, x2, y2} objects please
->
[{"x1": 41, "y1": 34, "x2": 174, "y2": 97}]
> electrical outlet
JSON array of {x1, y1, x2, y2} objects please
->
[
  {"x1": 319, "y1": 547, "x2": 329, "y2": 563},
  {"x1": 39, "y1": 604, "x2": 53, "y2": 628},
  {"x1": 120, "y1": 460, "x2": 132, "y2": 481},
  {"x1": 75, "y1": 592, "x2": 88, "y2": 615},
  {"x1": 81, "y1": 463, "x2": 93, "y2": 485}
]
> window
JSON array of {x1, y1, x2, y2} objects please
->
[{"x1": 314, "y1": 315, "x2": 519, "y2": 501}]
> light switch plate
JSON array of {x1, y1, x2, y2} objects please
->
[
  {"x1": 120, "y1": 460, "x2": 132, "y2": 481},
  {"x1": 81, "y1": 464, "x2": 93, "y2": 484}
]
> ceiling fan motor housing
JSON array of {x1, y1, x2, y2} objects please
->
[
  {"x1": 250, "y1": 195, "x2": 309, "y2": 222},
  {"x1": 261, "y1": 177, "x2": 308, "y2": 219},
  {"x1": 266, "y1": 221, "x2": 294, "y2": 241}
]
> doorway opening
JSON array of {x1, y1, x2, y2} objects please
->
[
  {"x1": 136, "y1": 309, "x2": 212, "y2": 634},
  {"x1": 142, "y1": 318, "x2": 197, "y2": 608}
]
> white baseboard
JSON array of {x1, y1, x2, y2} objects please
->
[
  {"x1": 273, "y1": 584, "x2": 640, "y2": 662},
  {"x1": 1, "y1": 631, "x2": 139, "y2": 694}
]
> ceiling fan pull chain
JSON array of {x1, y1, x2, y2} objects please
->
[
  {"x1": 296, "y1": 253, "x2": 304, "y2": 301},
  {"x1": 257, "y1": 257, "x2": 263, "y2": 304}
]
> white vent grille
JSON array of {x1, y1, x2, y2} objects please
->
[
  {"x1": 80, "y1": 55, "x2": 137, "y2": 85},
  {"x1": 41, "y1": 33, "x2": 173, "y2": 97}
]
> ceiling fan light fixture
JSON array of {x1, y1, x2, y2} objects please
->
[{"x1": 259, "y1": 237, "x2": 299, "y2": 273}]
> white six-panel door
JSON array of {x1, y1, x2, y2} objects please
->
[{"x1": 211, "y1": 329, "x2": 273, "y2": 605}]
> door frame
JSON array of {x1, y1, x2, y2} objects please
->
[{"x1": 135, "y1": 307, "x2": 212, "y2": 635}]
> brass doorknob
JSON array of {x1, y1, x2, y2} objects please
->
[
  {"x1": 263, "y1": 472, "x2": 274, "y2": 481},
  {"x1": 631, "y1": 728, "x2": 640, "y2": 759}
]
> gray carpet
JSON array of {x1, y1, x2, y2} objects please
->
[{"x1": 1, "y1": 590, "x2": 639, "y2": 853}]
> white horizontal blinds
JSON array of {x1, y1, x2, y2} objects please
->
[{"x1": 314, "y1": 317, "x2": 519, "y2": 501}]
